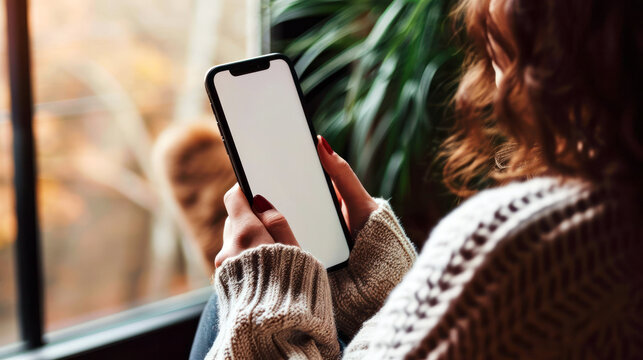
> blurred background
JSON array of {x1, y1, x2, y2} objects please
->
[{"x1": 0, "y1": 0, "x2": 461, "y2": 354}]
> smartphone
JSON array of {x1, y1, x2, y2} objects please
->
[{"x1": 204, "y1": 53, "x2": 351, "y2": 271}]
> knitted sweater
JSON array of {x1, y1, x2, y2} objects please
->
[{"x1": 205, "y1": 177, "x2": 643, "y2": 359}]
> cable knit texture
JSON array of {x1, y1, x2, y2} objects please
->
[
  {"x1": 329, "y1": 198, "x2": 417, "y2": 339},
  {"x1": 205, "y1": 177, "x2": 643, "y2": 359},
  {"x1": 206, "y1": 244, "x2": 339, "y2": 359}
]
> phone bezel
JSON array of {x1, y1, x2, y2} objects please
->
[{"x1": 204, "y1": 53, "x2": 352, "y2": 272}]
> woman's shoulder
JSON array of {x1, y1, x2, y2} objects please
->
[
  {"x1": 434, "y1": 176, "x2": 591, "y2": 237},
  {"x1": 420, "y1": 176, "x2": 594, "y2": 265},
  {"x1": 366, "y1": 176, "x2": 641, "y2": 358}
]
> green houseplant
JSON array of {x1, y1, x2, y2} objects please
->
[{"x1": 271, "y1": 0, "x2": 461, "y2": 242}]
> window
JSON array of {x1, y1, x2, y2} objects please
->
[{"x1": 1, "y1": 0, "x2": 264, "y2": 355}]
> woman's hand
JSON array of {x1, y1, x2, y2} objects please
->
[
  {"x1": 215, "y1": 135, "x2": 376, "y2": 268},
  {"x1": 215, "y1": 184, "x2": 299, "y2": 268},
  {"x1": 317, "y1": 135, "x2": 378, "y2": 234}
]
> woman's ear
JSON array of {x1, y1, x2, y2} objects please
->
[{"x1": 492, "y1": 61, "x2": 503, "y2": 88}]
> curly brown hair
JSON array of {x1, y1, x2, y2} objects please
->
[{"x1": 442, "y1": 0, "x2": 642, "y2": 197}]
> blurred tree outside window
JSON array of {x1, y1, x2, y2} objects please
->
[
  {"x1": 0, "y1": 2, "x2": 19, "y2": 347},
  {"x1": 1, "y1": 0, "x2": 258, "y2": 343},
  {"x1": 0, "y1": 110, "x2": 18, "y2": 347}
]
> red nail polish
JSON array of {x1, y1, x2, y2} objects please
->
[
  {"x1": 319, "y1": 136, "x2": 334, "y2": 155},
  {"x1": 252, "y1": 195, "x2": 274, "y2": 213}
]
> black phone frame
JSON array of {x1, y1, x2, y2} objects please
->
[{"x1": 204, "y1": 53, "x2": 352, "y2": 272}]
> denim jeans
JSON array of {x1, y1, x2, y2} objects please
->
[
  {"x1": 189, "y1": 293, "x2": 347, "y2": 359},
  {"x1": 189, "y1": 294, "x2": 220, "y2": 360}
]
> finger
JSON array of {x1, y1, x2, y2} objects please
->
[
  {"x1": 340, "y1": 198, "x2": 350, "y2": 230},
  {"x1": 223, "y1": 183, "x2": 254, "y2": 219},
  {"x1": 222, "y1": 184, "x2": 273, "y2": 246},
  {"x1": 317, "y1": 135, "x2": 372, "y2": 209},
  {"x1": 332, "y1": 180, "x2": 349, "y2": 226},
  {"x1": 332, "y1": 180, "x2": 345, "y2": 206},
  {"x1": 317, "y1": 135, "x2": 378, "y2": 231},
  {"x1": 252, "y1": 195, "x2": 299, "y2": 247}
]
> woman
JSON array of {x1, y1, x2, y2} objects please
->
[{"x1": 188, "y1": 0, "x2": 642, "y2": 358}]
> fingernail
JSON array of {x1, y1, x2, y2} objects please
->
[
  {"x1": 252, "y1": 195, "x2": 274, "y2": 213},
  {"x1": 319, "y1": 135, "x2": 334, "y2": 155}
]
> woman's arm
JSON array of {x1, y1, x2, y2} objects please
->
[
  {"x1": 328, "y1": 199, "x2": 416, "y2": 339},
  {"x1": 206, "y1": 244, "x2": 339, "y2": 359},
  {"x1": 207, "y1": 184, "x2": 340, "y2": 359},
  {"x1": 205, "y1": 198, "x2": 415, "y2": 359}
]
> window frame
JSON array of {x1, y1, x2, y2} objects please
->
[{"x1": 2, "y1": 0, "x2": 271, "y2": 357}]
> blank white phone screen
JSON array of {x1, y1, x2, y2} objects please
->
[{"x1": 212, "y1": 58, "x2": 350, "y2": 269}]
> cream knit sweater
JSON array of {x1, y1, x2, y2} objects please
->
[{"x1": 205, "y1": 177, "x2": 643, "y2": 359}]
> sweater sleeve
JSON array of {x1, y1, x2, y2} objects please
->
[
  {"x1": 204, "y1": 244, "x2": 340, "y2": 360},
  {"x1": 328, "y1": 198, "x2": 417, "y2": 339}
]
